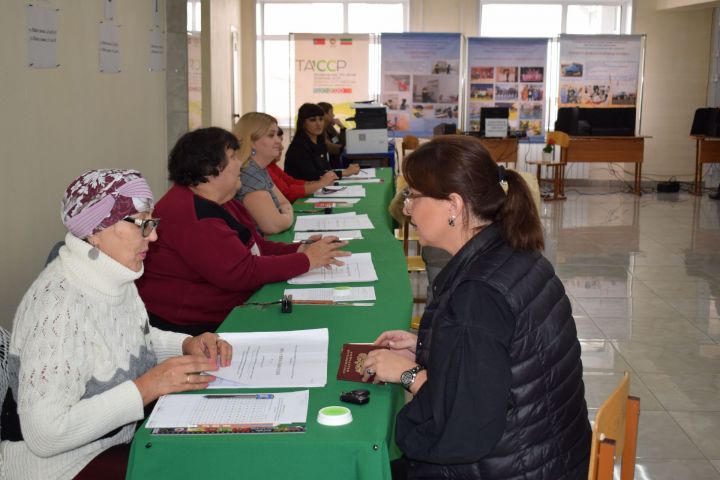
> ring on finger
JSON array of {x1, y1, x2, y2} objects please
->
[
  {"x1": 366, "y1": 368, "x2": 375, "y2": 376},
  {"x1": 186, "y1": 374, "x2": 190, "y2": 384}
]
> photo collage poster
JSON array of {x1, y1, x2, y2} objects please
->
[
  {"x1": 380, "y1": 33, "x2": 461, "y2": 137},
  {"x1": 293, "y1": 33, "x2": 370, "y2": 118},
  {"x1": 466, "y1": 37, "x2": 549, "y2": 141},
  {"x1": 558, "y1": 34, "x2": 642, "y2": 109}
]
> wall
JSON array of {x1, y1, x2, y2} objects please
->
[
  {"x1": 0, "y1": 1, "x2": 168, "y2": 329},
  {"x1": 634, "y1": 0, "x2": 712, "y2": 181}
]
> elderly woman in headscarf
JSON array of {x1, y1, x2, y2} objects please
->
[{"x1": 1, "y1": 169, "x2": 232, "y2": 480}]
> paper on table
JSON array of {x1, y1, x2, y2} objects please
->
[
  {"x1": 293, "y1": 230, "x2": 363, "y2": 242},
  {"x1": 314, "y1": 186, "x2": 366, "y2": 198},
  {"x1": 211, "y1": 329, "x2": 328, "y2": 387},
  {"x1": 288, "y1": 252, "x2": 378, "y2": 285},
  {"x1": 284, "y1": 286, "x2": 376, "y2": 302},
  {"x1": 294, "y1": 213, "x2": 374, "y2": 231},
  {"x1": 336, "y1": 178, "x2": 381, "y2": 184},
  {"x1": 146, "y1": 390, "x2": 309, "y2": 428},
  {"x1": 348, "y1": 168, "x2": 376, "y2": 178},
  {"x1": 304, "y1": 198, "x2": 361, "y2": 204}
]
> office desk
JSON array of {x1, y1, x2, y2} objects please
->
[
  {"x1": 127, "y1": 168, "x2": 413, "y2": 480},
  {"x1": 566, "y1": 136, "x2": 646, "y2": 195},
  {"x1": 692, "y1": 135, "x2": 720, "y2": 195},
  {"x1": 478, "y1": 137, "x2": 518, "y2": 165}
]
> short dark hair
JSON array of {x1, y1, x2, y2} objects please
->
[
  {"x1": 317, "y1": 102, "x2": 333, "y2": 114},
  {"x1": 403, "y1": 135, "x2": 544, "y2": 252},
  {"x1": 168, "y1": 127, "x2": 240, "y2": 186}
]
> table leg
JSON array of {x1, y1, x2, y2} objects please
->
[
  {"x1": 635, "y1": 162, "x2": 642, "y2": 196},
  {"x1": 559, "y1": 164, "x2": 566, "y2": 199},
  {"x1": 694, "y1": 139, "x2": 702, "y2": 195},
  {"x1": 552, "y1": 165, "x2": 559, "y2": 200}
]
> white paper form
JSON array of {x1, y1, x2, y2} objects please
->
[
  {"x1": 146, "y1": 390, "x2": 309, "y2": 428},
  {"x1": 293, "y1": 230, "x2": 363, "y2": 242},
  {"x1": 304, "y1": 198, "x2": 361, "y2": 204},
  {"x1": 294, "y1": 213, "x2": 374, "y2": 231},
  {"x1": 288, "y1": 252, "x2": 378, "y2": 285},
  {"x1": 212, "y1": 329, "x2": 328, "y2": 387},
  {"x1": 348, "y1": 168, "x2": 376, "y2": 178},
  {"x1": 314, "y1": 186, "x2": 366, "y2": 198},
  {"x1": 284, "y1": 286, "x2": 376, "y2": 302},
  {"x1": 336, "y1": 178, "x2": 382, "y2": 184}
]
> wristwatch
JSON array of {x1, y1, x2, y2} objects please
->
[{"x1": 400, "y1": 365, "x2": 425, "y2": 393}]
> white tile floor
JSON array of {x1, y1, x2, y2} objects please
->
[{"x1": 411, "y1": 188, "x2": 720, "y2": 479}]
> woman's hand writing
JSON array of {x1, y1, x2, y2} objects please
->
[{"x1": 133, "y1": 355, "x2": 219, "y2": 406}]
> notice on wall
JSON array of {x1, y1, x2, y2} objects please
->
[
  {"x1": 466, "y1": 38, "x2": 548, "y2": 141},
  {"x1": 149, "y1": 27, "x2": 165, "y2": 72},
  {"x1": 27, "y1": 4, "x2": 59, "y2": 69},
  {"x1": 99, "y1": 21, "x2": 121, "y2": 73},
  {"x1": 558, "y1": 35, "x2": 642, "y2": 108},
  {"x1": 293, "y1": 34, "x2": 370, "y2": 115},
  {"x1": 381, "y1": 33, "x2": 461, "y2": 137}
]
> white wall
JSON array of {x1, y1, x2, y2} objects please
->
[{"x1": 0, "y1": 1, "x2": 168, "y2": 329}]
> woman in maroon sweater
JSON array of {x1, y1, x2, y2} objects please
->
[{"x1": 137, "y1": 127, "x2": 349, "y2": 335}]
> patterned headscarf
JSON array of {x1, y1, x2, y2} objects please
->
[{"x1": 61, "y1": 169, "x2": 155, "y2": 238}]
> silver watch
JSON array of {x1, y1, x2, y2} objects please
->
[{"x1": 400, "y1": 365, "x2": 425, "y2": 392}]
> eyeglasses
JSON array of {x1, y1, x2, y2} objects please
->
[
  {"x1": 123, "y1": 217, "x2": 161, "y2": 237},
  {"x1": 402, "y1": 189, "x2": 428, "y2": 213}
]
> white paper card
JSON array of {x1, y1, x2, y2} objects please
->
[
  {"x1": 212, "y1": 329, "x2": 328, "y2": 387},
  {"x1": 314, "y1": 186, "x2": 366, "y2": 198},
  {"x1": 99, "y1": 22, "x2": 121, "y2": 73},
  {"x1": 284, "y1": 286, "x2": 376, "y2": 302},
  {"x1": 149, "y1": 28, "x2": 165, "y2": 71},
  {"x1": 293, "y1": 230, "x2": 363, "y2": 241},
  {"x1": 27, "y1": 4, "x2": 58, "y2": 69},
  {"x1": 294, "y1": 213, "x2": 374, "y2": 231},
  {"x1": 147, "y1": 390, "x2": 309, "y2": 428},
  {"x1": 288, "y1": 252, "x2": 378, "y2": 285},
  {"x1": 303, "y1": 198, "x2": 361, "y2": 204},
  {"x1": 336, "y1": 178, "x2": 382, "y2": 184},
  {"x1": 348, "y1": 168, "x2": 376, "y2": 178}
]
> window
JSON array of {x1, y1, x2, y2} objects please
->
[{"x1": 257, "y1": 1, "x2": 407, "y2": 125}]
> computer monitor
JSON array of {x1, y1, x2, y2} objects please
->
[
  {"x1": 555, "y1": 107, "x2": 636, "y2": 136},
  {"x1": 479, "y1": 107, "x2": 509, "y2": 137}
]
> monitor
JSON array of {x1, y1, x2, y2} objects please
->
[
  {"x1": 480, "y1": 107, "x2": 509, "y2": 137},
  {"x1": 555, "y1": 107, "x2": 636, "y2": 136}
]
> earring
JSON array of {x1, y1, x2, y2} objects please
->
[
  {"x1": 88, "y1": 242, "x2": 100, "y2": 260},
  {"x1": 251, "y1": 148, "x2": 256, "y2": 157},
  {"x1": 448, "y1": 216, "x2": 456, "y2": 227}
]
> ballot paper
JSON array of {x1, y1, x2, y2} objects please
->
[
  {"x1": 348, "y1": 168, "x2": 376, "y2": 178},
  {"x1": 288, "y1": 252, "x2": 378, "y2": 285},
  {"x1": 210, "y1": 329, "x2": 328, "y2": 387},
  {"x1": 294, "y1": 213, "x2": 374, "y2": 231},
  {"x1": 336, "y1": 178, "x2": 382, "y2": 185},
  {"x1": 293, "y1": 230, "x2": 363, "y2": 242},
  {"x1": 283, "y1": 286, "x2": 376, "y2": 302},
  {"x1": 314, "y1": 185, "x2": 366, "y2": 198},
  {"x1": 303, "y1": 198, "x2": 361, "y2": 204},
  {"x1": 146, "y1": 390, "x2": 309, "y2": 429}
]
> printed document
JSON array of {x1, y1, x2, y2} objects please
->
[
  {"x1": 304, "y1": 198, "x2": 361, "y2": 204},
  {"x1": 348, "y1": 168, "x2": 376, "y2": 178},
  {"x1": 288, "y1": 252, "x2": 378, "y2": 285},
  {"x1": 210, "y1": 329, "x2": 328, "y2": 387},
  {"x1": 293, "y1": 230, "x2": 363, "y2": 242},
  {"x1": 294, "y1": 213, "x2": 374, "y2": 231},
  {"x1": 146, "y1": 390, "x2": 309, "y2": 428},
  {"x1": 336, "y1": 178, "x2": 381, "y2": 184},
  {"x1": 284, "y1": 286, "x2": 376, "y2": 302},
  {"x1": 314, "y1": 185, "x2": 366, "y2": 198}
]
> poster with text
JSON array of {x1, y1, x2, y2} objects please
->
[
  {"x1": 558, "y1": 35, "x2": 642, "y2": 108},
  {"x1": 381, "y1": 33, "x2": 461, "y2": 137},
  {"x1": 293, "y1": 34, "x2": 370, "y2": 119},
  {"x1": 466, "y1": 37, "x2": 548, "y2": 141}
]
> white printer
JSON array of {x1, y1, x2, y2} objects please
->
[{"x1": 345, "y1": 103, "x2": 388, "y2": 154}]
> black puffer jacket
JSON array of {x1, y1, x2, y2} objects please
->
[{"x1": 396, "y1": 224, "x2": 590, "y2": 479}]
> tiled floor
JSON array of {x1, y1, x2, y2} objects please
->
[{"x1": 411, "y1": 188, "x2": 720, "y2": 479}]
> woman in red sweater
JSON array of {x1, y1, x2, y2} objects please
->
[
  {"x1": 137, "y1": 127, "x2": 349, "y2": 335},
  {"x1": 267, "y1": 127, "x2": 336, "y2": 203}
]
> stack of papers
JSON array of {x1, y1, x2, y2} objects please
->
[
  {"x1": 294, "y1": 212, "x2": 374, "y2": 231},
  {"x1": 146, "y1": 390, "x2": 309, "y2": 430},
  {"x1": 288, "y1": 252, "x2": 378, "y2": 285},
  {"x1": 304, "y1": 198, "x2": 361, "y2": 205},
  {"x1": 284, "y1": 286, "x2": 376, "y2": 303},
  {"x1": 336, "y1": 178, "x2": 382, "y2": 185},
  {"x1": 210, "y1": 329, "x2": 329, "y2": 387},
  {"x1": 314, "y1": 185, "x2": 366, "y2": 198},
  {"x1": 293, "y1": 230, "x2": 363, "y2": 242},
  {"x1": 349, "y1": 168, "x2": 376, "y2": 178}
]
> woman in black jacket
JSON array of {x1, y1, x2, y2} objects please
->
[
  {"x1": 284, "y1": 103, "x2": 359, "y2": 181},
  {"x1": 363, "y1": 135, "x2": 591, "y2": 480}
]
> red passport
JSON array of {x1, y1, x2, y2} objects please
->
[{"x1": 336, "y1": 343, "x2": 386, "y2": 383}]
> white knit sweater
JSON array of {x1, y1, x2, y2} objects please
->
[{"x1": 0, "y1": 233, "x2": 188, "y2": 480}]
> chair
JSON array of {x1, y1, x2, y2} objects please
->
[
  {"x1": 528, "y1": 130, "x2": 570, "y2": 201},
  {"x1": 393, "y1": 175, "x2": 427, "y2": 306},
  {"x1": 401, "y1": 134, "x2": 419, "y2": 157},
  {"x1": 588, "y1": 371, "x2": 641, "y2": 480}
]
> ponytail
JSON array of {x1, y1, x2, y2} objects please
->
[{"x1": 498, "y1": 170, "x2": 544, "y2": 252}]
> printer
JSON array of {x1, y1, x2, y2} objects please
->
[{"x1": 346, "y1": 103, "x2": 388, "y2": 154}]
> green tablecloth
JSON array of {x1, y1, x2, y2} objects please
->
[{"x1": 127, "y1": 168, "x2": 412, "y2": 479}]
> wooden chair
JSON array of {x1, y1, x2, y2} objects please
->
[
  {"x1": 393, "y1": 175, "x2": 426, "y2": 305},
  {"x1": 588, "y1": 371, "x2": 641, "y2": 480},
  {"x1": 401, "y1": 134, "x2": 419, "y2": 157},
  {"x1": 528, "y1": 130, "x2": 571, "y2": 201}
]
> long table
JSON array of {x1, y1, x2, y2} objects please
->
[
  {"x1": 127, "y1": 168, "x2": 413, "y2": 479},
  {"x1": 691, "y1": 135, "x2": 720, "y2": 195}
]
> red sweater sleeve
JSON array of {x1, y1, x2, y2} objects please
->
[{"x1": 268, "y1": 163, "x2": 306, "y2": 203}]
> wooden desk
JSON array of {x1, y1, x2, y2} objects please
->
[
  {"x1": 527, "y1": 160, "x2": 566, "y2": 201},
  {"x1": 692, "y1": 136, "x2": 720, "y2": 195},
  {"x1": 566, "y1": 136, "x2": 646, "y2": 195},
  {"x1": 478, "y1": 137, "x2": 518, "y2": 165}
]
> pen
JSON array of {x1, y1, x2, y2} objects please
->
[{"x1": 203, "y1": 394, "x2": 275, "y2": 399}]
